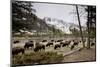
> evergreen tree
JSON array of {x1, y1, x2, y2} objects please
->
[
  {"x1": 12, "y1": 1, "x2": 36, "y2": 32},
  {"x1": 86, "y1": 6, "x2": 96, "y2": 49}
]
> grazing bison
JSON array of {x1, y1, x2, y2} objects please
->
[
  {"x1": 51, "y1": 40, "x2": 54, "y2": 42},
  {"x1": 24, "y1": 41, "x2": 34, "y2": 49},
  {"x1": 70, "y1": 45, "x2": 75, "y2": 50},
  {"x1": 13, "y1": 40, "x2": 20, "y2": 44},
  {"x1": 61, "y1": 41, "x2": 71, "y2": 47},
  {"x1": 34, "y1": 42, "x2": 45, "y2": 52},
  {"x1": 46, "y1": 42, "x2": 53, "y2": 47},
  {"x1": 42, "y1": 40, "x2": 47, "y2": 42},
  {"x1": 34, "y1": 45, "x2": 45, "y2": 52},
  {"x1": 70, "y1": 41, "x2": 79, "y2": 50},
  {"x1": 57, "y1": 39, "x2": 63, "y2": 42},
  {"x1": 73, "y1": 41, "x2": 79, "y2": 46},
  {"x1": 91, "y1": 42, "x2": 95, "y2": 46},
  {"x1": 34, "y1": 46, "x2": 39, "y2": 52},
  {"x1": 54, "y1": 44, "x2": 61, "y2": 49},
  {"x1": 12, "y1": 47, "x2": 25, "y2": 56}
]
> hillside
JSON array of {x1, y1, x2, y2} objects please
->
[{"x1": 44, "y1": 17, "x2": 86, "y2": 34}]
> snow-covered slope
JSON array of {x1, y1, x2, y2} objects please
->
[{"x1": 44, "y1": 17, "x2": 80, "y2": 34}]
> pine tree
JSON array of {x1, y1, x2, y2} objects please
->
[
  {"x1": 12, "y1": 1, "x2": 36, "y2": 32},
  {"x1": 86, "y1": 6, "x2": 96, "y2": 49}
]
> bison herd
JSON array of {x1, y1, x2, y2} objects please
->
[{"x1": 12, "y1": 39, "x2": 95, "y2": 56}]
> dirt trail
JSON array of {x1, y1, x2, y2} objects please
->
[{"x1": 62, "y1": 47, "x2": 96, "y2": 62}]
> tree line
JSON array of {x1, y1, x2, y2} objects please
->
[{"x1": 75, "y1": 5, "x2": 96, "y2": 49}]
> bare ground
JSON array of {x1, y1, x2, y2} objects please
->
[{"x1": 62, "y1": 47, "x2": 96, "y2": 63}]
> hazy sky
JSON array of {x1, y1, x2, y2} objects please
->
[{"x1": 32, "y1": 3, "x2": 87, "y2": 26}]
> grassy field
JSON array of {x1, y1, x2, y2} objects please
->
[
  {"x1": 12, "y1": 46, "x2": 96, "y2": 66},
  {"x1": 12, "y1": 37, "x2": 96, "y2": 66},
  {"x1": 12, "y1": 51, "x2": 63, "y2": 65}
]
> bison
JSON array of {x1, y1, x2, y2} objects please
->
[
  {"x1": 91, "y1": 42, "x2": 95, "y2": 46},
  {"x1": 42, "y1": 40, "x2": 47, "y2": 42},
  {"x1": 46, "y1": 42, "x2": 53, "y2": 47},
  {"x1": 51, "y1": 40, "x2": 55, "y2": 42},
  {"x1": 24, "y1": 41, "x2": 34, "y2": 49},
  {"x1": 56, "y1": 39, "x2": 63, "y2": 42},
  {"x1": 70, "y1": 41, "x2": 79, "y2": 50},
  {"x1": 61, "y1": 41, "x2": 71, "y2": 47},
  {"x1": 13, "y1": 40, "x2": 20, "y2": 44},
  {"x1": 73, "y1": 41, "x2": 79, "y2": 46},
  {"x1": 12, "y1": 47, "x2": 25, "y2": 56},
  {"x1": 73, "y1": 42, "x2": 78, "y2": 46},
  {"x1": 34, "y1": 45, "x2": 45, "y2": 52},
  {"x1": 70, "y1": 45, "x2": 75, "y2": 50},
  {"x1": 34, "y1": 42, "x2": 45, "y2": 52},
  {"x1": 54, "y1": 44, "x2": 61, "y2": 49}
]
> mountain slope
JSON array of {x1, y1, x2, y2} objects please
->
[{"x1": 44, "y1": 17, "x2": 86, "y2": 34}]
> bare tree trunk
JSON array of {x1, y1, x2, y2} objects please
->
[
  {"x1": 76, "y1": 5, "x2": 85, "y2": 47},
  {"x1": 87, "y1": 6, "x2": 91, "y2": 49}
]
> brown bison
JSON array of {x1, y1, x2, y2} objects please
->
[
  {"x1": 61, "y1": 41, "x2": 71, "y2": 47},
  {"x1": 24, "y1": 41, "x2": 34, "y2": 49},
  {"x1": 12, "y1": 47, "x2": 25, "y2": 56},
  {"x1": 34, "y1": 42, "x2": 45, "y2": 52},
  {"x1": 46, "y1": 42, "x2": 53, "y2": 47},
  {"x1": 70, "y1": 41, "x2": 79, "y2": 50},
  {"x1": 91, "y1": 42, "x2": 95, "y2": 46},
  {"x1": 13, "y1": 40, "x2": 20, "y2": 44},
  {"x1": 42, "y1": 40, "x2": 47, "y2": 42},
  {"x1": 70, "y1": 45, "x2": 75, "y2": 50},
  {"x1": 54, "y1": 44, "x2": 61, "y2": 49},
  {"x1": 34, "y1": 45, "x2": 45, "y2": 52},
  {"x1": 56, "y1": 39, "x2": 63, "y2": 42},
  {"x1": 51, "y1": 40, "x2": 55, "y2": 42},
  {"x1": 73, "y1": 41, "x2": 79, "y2": 46}
]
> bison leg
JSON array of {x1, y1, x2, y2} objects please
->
[{"x1": 71, "y1": 45, "x2": 74, "y2": 50}]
